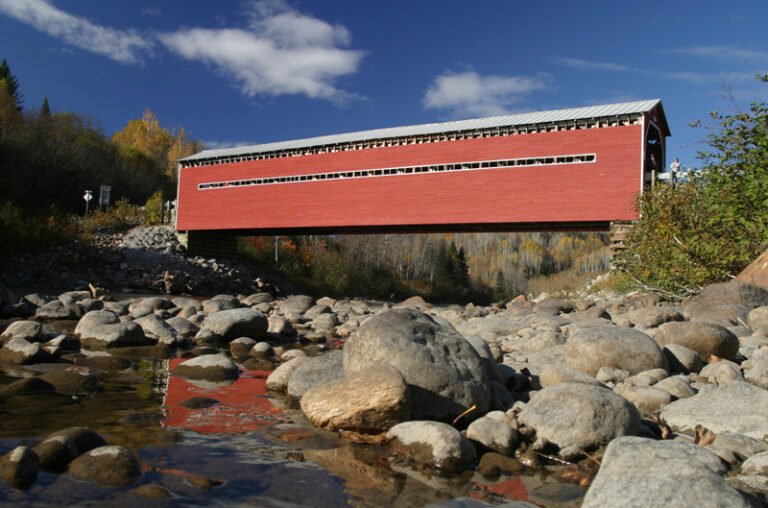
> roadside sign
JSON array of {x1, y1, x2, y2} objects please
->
[
  {"x1": 83, "y1": 189, "x2": 93, "y2": 216},
  {"x1": 99, "y1": 185, "x2": 111, "y2": 208}
]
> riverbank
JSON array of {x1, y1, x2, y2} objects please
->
[{"x1": 1, "y1": 227, "x2": 768, "y2": 506}]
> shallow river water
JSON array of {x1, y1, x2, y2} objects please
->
[{"x1": 0, "y1": 320, "x2": 585, "y2": 507}]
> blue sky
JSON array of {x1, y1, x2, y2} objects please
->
[{"x1": 1, "y1": 0, "x2": 767, "y2": 168}]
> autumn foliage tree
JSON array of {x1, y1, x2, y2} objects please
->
[
  {"x1": 617, "y1": 76, "x2": 768, "y2": 294},
  {"x1": 112, "y1": 109, "x2": 202, "y2": 185}
]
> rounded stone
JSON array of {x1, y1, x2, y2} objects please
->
[
  {"x1": 386, "y1": 420, "x2": 476, "y2": 472},
  {"x1": 662, "y1": 344, "x2": 704, "y2": 374},
  {"x1": 0, "y1": 446, "x2": 39, "y2": 490},
  {"x1": 172, "y1": 354, "x2": 239, "y2": 381},
  {"x1": 286, "y1": 351, "x2": 344, "y2": 401},
  {"x1": 200, "y1": 308, "x2": 268, "y2": 341},
  {"x1": 654, "y1": 321, "x2": 740, "y2": 360},
  {"x1": 518, "y1": 383, "x2": 640, "y2": 452},
  {"x1": 68, "y1": 446, "x2": 141, "y2": 486},
  {"x1": 582, "y1": 437, "x2": 754, "y2": 507},
  {"x1": 343, "y1": 308, "x2": 490, "y2": 422},
  {"x1": 565, "y1": 325, "x2": 667, "y2": 377},
  {"x1": 300, "y1": 365, "x2": 410, "y2": 433},
  {"x1": 466, "y1": 416, "x2": 519, "y2": 455}
]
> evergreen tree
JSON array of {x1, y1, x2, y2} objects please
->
[
  {"x1": 40, "y1": 97, "x2": 51, "y2": 117},
  {"x1": 0, "y1": 59, "x2": 22, "y2": 111},
  {"x1": 455, "y1": 245, "x2": 470, "y2": 286},
  {"x1": 494, "y1": 269, "x2": 507, "y2": 302}
]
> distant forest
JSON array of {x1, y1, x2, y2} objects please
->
[{"x1": 241, "y1": 232, "x2": 611, "y2": 303}]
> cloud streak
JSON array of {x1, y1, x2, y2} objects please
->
[
  {"x1": 159, "y1": 0, "x2": 365, "y2": 102},
  {"x1": 0, "y1": 0, "x2": 152, "y2": 64},
  {"x1": 665, "y1": 45, "x2": 768, "y2": 62},
  {"x1": 423, "y1": 71, "x2": 551, "y2": 117}
]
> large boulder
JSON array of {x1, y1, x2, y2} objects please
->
[
  {"x1": 134, "y1": 314, "x2": 184, "y2": 345},
  {"x1": 300, "y1": 365, "x2": 410, "y2": 433},
  {"x1": 1, "y1": 320, "x2": 43, "y2": 342},
  {"x1": 0, "y1": 338, "x2": 50, "y2": 364},
  {"x1": 582, "y1": 437, "x2": 755, "y2": 507},
  {"x1": 68, "y1": 446, "x2": 141, "y2": 486},
  {"x1": 386, "y1": 421, "x2": 476, "y2": 472},
  {"x1": 565, "y1": 325, "x2": 667, "y2": 376},
  {"x1": 687, "y1": 281, "x2": 768, "y2": 314},
  {"x1": 200, "y1": 308, "x2": 268, "y2": 341},
  {"x1": 518, "y1": 383, "x2": 640, "y2": 453},
  {"x1": 654, "y1": 321, "x2": 739, "y2": 360},
  {"x1": 343, "y1": 309, "x2": 490, "y2": 422},
  {"x1": 74, "y1": 310, "x2": 148, "y2": 349},
  {"x1": 0, "y1": 446, "x2": 39, "y2": 490},
  {"x1": 278, "y1": 295, "x2": 314, "y2": 316},
  {"x1": 286, "y1": 351, "x2": 344, "y2": 401},
  {"x1": 737, "y1": 249, "x2": 768, "y2": 290},
  {"x1": 661, "y1": 381, "x2": 768, "y2": 439},
  {"x1": 33, "y1": 427, "x2": 108, "y2": 470}
]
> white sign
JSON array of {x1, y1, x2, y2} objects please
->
[
  {"x1": 99, "y1": 185, "x2": 111, "y2": 207},
  {"x1": 83, "y1": 190, "x2": 93, "y2": 202}
]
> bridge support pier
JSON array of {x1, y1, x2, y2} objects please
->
[
  {"x1": 609, "y1": 221, "x2": 633, "y2": 254},
  {"x1": 185, "y1": 231, "x2": 240, "y2": 258}
]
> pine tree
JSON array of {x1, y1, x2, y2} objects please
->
[
  {"x1": 40, "y1": 97, "x2": 51, "y2": 117},
  {"x1": 494, "y1": 270, "x2": 507, "y2": 302},
  {"x1": 0, "y1": 59, "x2": 22, "y2": 111},
  {"x1": 455, "y1": 245, "x2": 470, "y2": 286}
]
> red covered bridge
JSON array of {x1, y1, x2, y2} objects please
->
[{"x1": 176, "y1": 99, "x2": 669, "y2": 251}]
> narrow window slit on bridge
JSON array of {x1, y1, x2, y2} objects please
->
[{"x1": 197, "y1": 153, "x2": 596, "y2": 191}]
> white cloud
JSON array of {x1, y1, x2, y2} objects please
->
[
  {"x1": 140, "y1": 7, "x2": 162, "y2": 18},
  {"x1": 159, "y1": 0, "x2": 364, "y2": 102},
  {"x1": 0, "y1": 0, "x2": 152, "y2": 64},
  {"x1": 666, "y1": 45, "x2": 768, "y2": 62},
  {"x1": 423, "y1": 71, "x2": 551, "y2": 117},
  {"x1": 554, "y1": 57, "x2": 630, "y2": 72},
  {"x1": 202, "y1": 139, "x2": 258, "y2": 150}
]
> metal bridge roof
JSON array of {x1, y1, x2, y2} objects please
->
[{"x1": 182, "y1": 99, "x2": 665, "y2": 162}]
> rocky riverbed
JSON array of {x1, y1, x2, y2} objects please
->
[
  {"x1": 1, "y1": 225, "x2": 281, "y2": 296},
  {"x1": 1, "y1": 227, "x2": 768, "y2": 506}
]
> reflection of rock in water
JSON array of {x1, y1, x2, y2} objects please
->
[{"x1": 303, "y1": 445, "x2": 405, "y2": 506}]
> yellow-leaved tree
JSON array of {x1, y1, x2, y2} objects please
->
[{"x1": 112, "y1": 109, "x2": 201, "y2": 184}]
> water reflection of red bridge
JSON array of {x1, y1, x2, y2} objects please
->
[{"x1": 162, "y1": 358, "x2": 283, "y2": 434}]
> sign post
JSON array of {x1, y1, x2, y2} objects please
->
[
  {"x1": 83, "y1": 190, "x2": 93, "y2": 216},
  {"x1": 99, "y1": 185, "x2": 111, "y2": 211}
]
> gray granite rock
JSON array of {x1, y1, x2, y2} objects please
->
[
  {"x1": 654, "y1": 321, "x2": 740, "y2": 360},
  {"x1": 582, "y1": 436, "x2": 756, "y2": 508},
  {"x1": 343, "y1": 308, "x2": 490, "y2": 422},
  {"x1": 300, "y1": 364, "x2": 409, "y2": 432},
  {"x1": 201, "y1": 308, "x2": 268, "y2": 341},
  {"x1": 387, "y1": 421, "x2": 476, "y2": 472},
  {"x1": 565, "y1": 324, "x2": 667, "y2": 376},
  {"x1": 518, "y1": 383, "x2": 640, "y2": 452},
  {"x1": 286, "y1": 351, "x2": 344, "y2": 401},
  {"x1": 661, "y1": 381, "x2": 768, "y2": 439}
]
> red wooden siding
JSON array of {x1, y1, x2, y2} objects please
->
[{"x1": 177, "y1": 125, "x2": 642, "y2": 232}]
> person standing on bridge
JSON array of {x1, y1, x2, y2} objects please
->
[{"x1": 669, "y1": 158, "x2": 680, "y2": 174}]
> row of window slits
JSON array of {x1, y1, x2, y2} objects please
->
[
  {"x1": 182, "y1": 115, "x2": 638, "y2": 169},
  {"x1": 198, "y1": 154, "x2": 596, "y2": 190}
]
